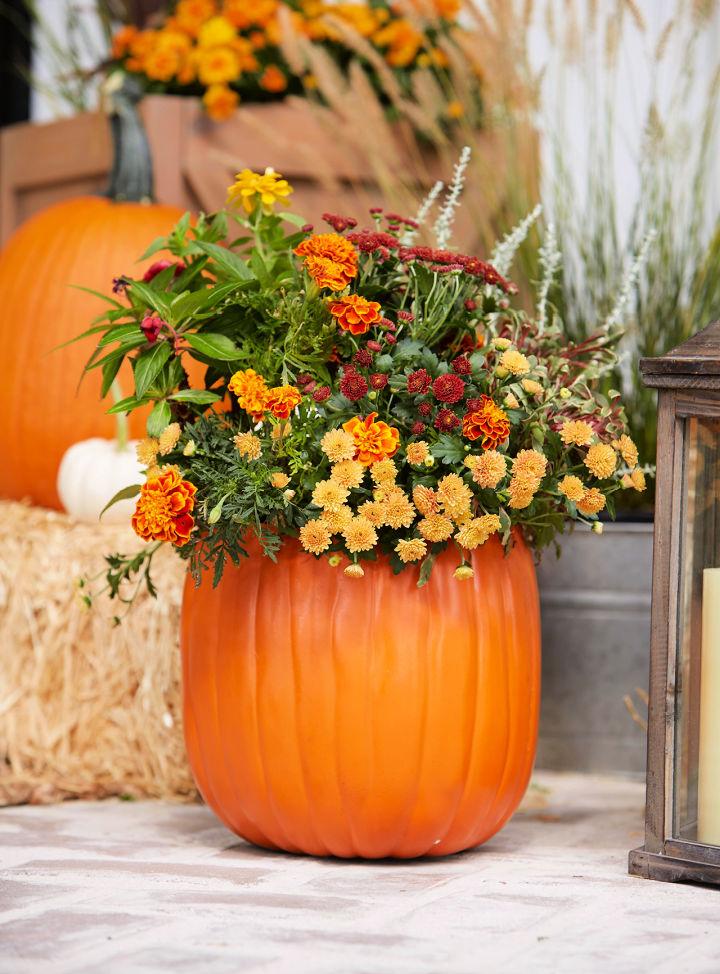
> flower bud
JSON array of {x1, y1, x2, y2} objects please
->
[
  {"x1": 283, "y1": 489, "x2": 296, "y2": 502},
  {"x1": 328, "y1": 554, "x2": 342, "y2": 567},
  {"x1": 592, "y1": 522, "x2": 604, "y2": 535},
  {"x1": 495, "y1": 366, "x2": 509, "y2": 378},
  {"x1": 423, "y1": 456, "x2": 435, "y2": 468},
  {"x1": 454, "y1": 565, "x2": 475, "y2": 581},
  {"x1": 183, "y1": 439, "x2": 196, "y2": 457},
  {"x1": 140, "y1": 314, "x2": 165, "y2": 344},
  {"x1": 344, "y1": 564, "x2": 365, "y2": 579},
  {"x1": 493, "y1": 338, "x2": 512, "y2": 350},
  {"x1": 559, "y1": 388, "x2": 572, "y2": 400}
]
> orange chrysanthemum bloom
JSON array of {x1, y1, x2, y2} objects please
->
[
  {"x1": 300, "y1": 519, "x2": 332, "y2": 555},
  {"x1": 412, "y1": 484, "x2": 439, "y2": 516},
  {"x1": 342, "y1": 412, "x2": 400, "y2": 466},
  {"x1": 259, "y1": 64, "x2": 287, "y2": 92},
  {"x1": 330, "y1": 459, "x2": 365, "y2": 489},
  {"x1": 383, "y1": 491, "x2": 416, "y2": 530},
  {"x1": 418, "y1": 514, "x2": 455, "y2": 543},
  {"x1": 584, "y1": 443, "x2": 617, "y2": 480},
  {"x1": 560, "y1": 420, "x2": 595, "y2": 447},
  {"x1": 203, "y1": 83, "x2": 239, "y2": 121},
  {"x1": 395, "y1": 538, "x2": 427, "y2": 563},
  {"x1": 357, "y1": 500, "x2": 386, "y2": 527},
  {"x1": 577, "y1": 487, "x2": 606, "y2": 516},
  {"x1": 330, "y1": 294, "x2": 382, "y2": 335},
  {"x1": 131, "y1": 467, "x2": 197, "y2": 546},
  {"x1": 455, "y1": 514, "x2": 501, "y2": 550},
  {"x1": 295, "y1": 233, "x2": 358, "y2": 291},
  {"x1": 558, "y1": 475, "x2": 585, "y2": 503},
  {"x1": 464, "y1": 450, "x2": 507, "y2": 488},
  {"x1": 228, "y1": 368, "x2": 269, "y2": 419},
  {"x1": 342, "y1": 515, "x2": 378, "y2": 553},
  {"x1": 266, "y1": 384, "x2": 302, "y2": 420},
  {"x1": 462, "y1": 395, "x2": 510, "y2": 449},
  {"x1": 234, "y1": 431, "x2": 262, "y2": 460},
  {"x1": 406, "y1": 441, "x2": 429, "y2": 465},
  {"x1": 613, "y1": 434, "x2": 639, "y2": 468},
  {"x1": 370, "y1": 458, "x2": 398, "y2": 486}
]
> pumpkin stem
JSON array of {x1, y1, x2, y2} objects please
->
[
  {"x1": 110, "y1": 380, "x2": 129, "y2": 452},
  {"x1": 102, "y1": 72, "x2": 154, "y2": 204}
]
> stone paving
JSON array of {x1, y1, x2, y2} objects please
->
[{"x1": 1, "y1": 772, "x2": 719, "y2": 973}]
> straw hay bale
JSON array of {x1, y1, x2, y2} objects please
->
[{"x1": 0, "y1": 501, "x2": 196, "y2": 805}]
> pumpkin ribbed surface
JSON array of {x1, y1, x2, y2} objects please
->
[
  {"x1": 0, "y1": 196, "x2": 182, "y2": 509},
  {"x1": 181, "y1": 532, "x2": 540, "y2": 859}
]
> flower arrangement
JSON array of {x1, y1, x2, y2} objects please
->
[
  {"x1": 109, "y1": 0, "x2": 469, "y2": 120},
  {"x1": 80, "y1": 152, "x2": 644, "y2": 602}
]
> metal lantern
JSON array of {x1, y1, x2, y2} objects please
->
[{"x1": 629, "y1": 321, "x2": 720, "y2": 886}]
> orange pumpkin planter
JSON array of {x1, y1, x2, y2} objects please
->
[{"x1": 182, "y1": 531, "x2": 540, "y2": 859}]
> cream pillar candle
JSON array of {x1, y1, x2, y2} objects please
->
[{"x1": 698, "y1": 567, "x2": 720, "y2": 844}]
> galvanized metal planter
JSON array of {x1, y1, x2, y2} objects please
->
[{"x1": 536, "y1": 521, "x2": 653, "y2": 776}]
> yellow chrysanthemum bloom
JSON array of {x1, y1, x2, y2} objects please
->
[
  {"x1": 330, "y1": 459, "x2": 365, "y2": 489},
  {"x1": 136, "y1": 438, "x2": 159, "y2": 467},
  {"x1": 320, "y1": 505, "x2": 354, "y2": 533},
  {"x1": 270, "y1": 472, "x2": 290, "y2": 489},
  {"x1": 197, "y1": 45, "x2": 241, "y2": 86},
  {"x1": 613, "y1": 434, "x2": 639, "y2": 469},
  {"x1": 311, "y1": 479, "x2": 349, "y2": 511},
  {"x1": 465, "y1": 451, "x2": 507, "y2": 489},
  {"x1": 344, "y1": 564, "x2": 365, "y2": 579},
  {"x1": 558, "y1": 475, "x2": 585, "y2": 503},
  {"x1": 584, "y1": 443, "x2": 617, "y2": 480},
  {"x1": 226, "y1": 167, "x2": 293, "y2": 214},
  {"x1": 370, "y1": 458, "x2": 398, "y2": 486},
  {"x1": 504, "y1": 392, "x2": 520, "y2": 409},
  {"x1": 522, "y1": 378, "x2": 544, "y2": 397},
  {"x1": 560, "y1": 419, "x2": 595, "y2": 447},
  {"x1": 577, "y1": 487, "x2": 606, "y2": 516},
  {"x1": 412, "y1": 484, "x2": 439, "y2": 516},
  {"x1": 357, "y1": 500, "x2": 386, "y2": 527},
  {"x1": 406, "y1": 441, "x2": 429, "y2": 465},
  {"x1": 234, "y1": 431, "x2": 262, "y2": 460},
  {"x1": 454, "y1": 565, "x2": 475, "y2": 581},
  {"x1": 158, "y1": 422, "x2": 181, "y2": 456},
  {"x1": 508, "y1": 480, "x2": 537, "y2": 509},
  {"x1": 437, "y1": 473, "x2": 472, "y2": 512},
  {"x1": 197, "y1": 15, "x2": 236, "y2": 47},
  {"x1": 383, "y1": 492, "x2": 416, "y2": 530},
  {"x1": 500, "y1": 349, "x2": 531, "y2": 376},
  {"x1": 300, "y1": 519, "x2": 332, "y2": 555},
  {"x1": 418, "y1": 514, "x2": 454, "y2": 542},
  {"x1": 513, "y1": 449, "x2": 547, "y2": 480},
  {"x1": 630, "y1": 468, "x2": 647, "y2": 492},
  {"x1": 342, "y1": 516, "x2": 378, "y2": 553},
  {"x1": 395, "y1": 538, "x2": 427, "y2": 563},
  {"x1": 321, "y1": 428, "x2": 357, "y2": 463}
]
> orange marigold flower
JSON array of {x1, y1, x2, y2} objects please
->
[
  {"x1": 418, "y1": 514, "x2": 454, "y2": 543},
  {"x1": 197, "y1": 45, "x2": 240, "y2": 85},
  {"x1": 300, "y1": 519, "x2": 332, "y2": 555},
  {"x1": 266, "y1": 384, "x2": 302, "y2": 420},
  {"x1": 330, "y1": 294, "x2": 382, "y2": 335},
  {"x1": 342, "y1": 515, "x2": 378, "y2": 553},
  {"x1": 584, "y1": 443, "x2": 617, "y2": 480},
  {"x1": 342, "y1": 412, "x2": 400, "y2": 466},
  {"x1": 577, "y1": 487, "x2": 606, "y2": 516},
  {"x1": 295, "y1": 233, "x2": 358, "y2": 291},
  {"x1": 259, "y1": 64, "x2": 287, "y2": 92},
  {"x1": 131, "y1": 467, "x2": 197, "y2": 546},
  {"x1": 228, "y1": 368, "x2": 269, "y2": 419},
  {"x1": 197, "y1": 15, "x2": 237, "y2": 47},
  {"x1": 464, "y1": 450, "x2": 507, "y2": 488},
  {"x1": 558, "y1": 475, "x2": 585, "y2": 503},
  {"x1": 462, "y1": 395, "x2": 510, "y2": 449},
  {"x1": 559, "y1": 419, "x2": 595, "y2": 447},
  {"x1": 203, "y1": 83, "x2": 239, "y2": 121},
  {"x1": 395, "y1": 537, "x2": 427, "y2": 563},
  {"x1": 112, "y1": 25, "x2": 139, "y2": 58}
]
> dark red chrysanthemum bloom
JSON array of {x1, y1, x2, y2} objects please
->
[
  {"x1": 465, "y1": 397, "x2": 484, "y2": 413},
  {"x1": 297, "y1": 372, "x2": 313, "y2": 386},
  {"x1": 385, "y1": 212, "x2": 419, "y2": 229},
  {"x1": 397, "y1": 310, "x2": 414, "y2": 322},
  {"x1": 464, "y1": 298, "x2": 477, "y2": 311},
  {"x1": 369, "y1": 206, "x2": 383, "y2": 215},
  {"x1": 411, "y1": 421, "x2": 426, "y2": 434},
  {"x1": 386, "y1": 334, "x2": 397, "y2": 345},
  {"x1": 339, "y1": 369, "x2": 369, "y2": 401},
  {"x1": 407, "y1": 369, "x2": 431, "y2": 394},
  {"x1": 433, "y1": 373, "x2": 465, "y2": 403},
  {"x1": 451, "y1": 355, "x2": 472, "y2": 375},
  {"x1": 366, "y1": 340, "x2": 382, "y2": 352},
  {"x1": 140, "y1": 314, "x2": 165, "y2": 343},
  {"x1": 397, "y1": 246, "x2": 514, "y2": 293},
  {"x1": 370, "y1": 373, "x2": 388, "y2": 390},
  {"x1": 418, "y1": 401, "x2": 433, "y2": 417},
  {"x1": 380, "y1": 317, "x2": 395, "y2": 330},
  {"x1": 313, "y1": 385, "x2": 331, "y2": 403},
  {"x1": 346, "y1": 229, "x2": 399, "y2": 254},
  {"x1": 301, "y1": 223, "x2": 314, "y2": 233},
  {"x1": 353, "y1": 348, "x2": 373, "y2": 368},
  {"x1": 434, "y1": 409, "x2": 460, "y2": 432},
  {"x1": 322, "y1": 212, "x2": 358, "y2": 232}
]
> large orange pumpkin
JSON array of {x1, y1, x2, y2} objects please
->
[{"x1": 182, "y1": 531, "x2": 540, "y2": 859}]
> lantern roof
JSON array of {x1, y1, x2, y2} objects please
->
[{"x1": 640, "y1": 320, "x2": 720, "y2": 388}]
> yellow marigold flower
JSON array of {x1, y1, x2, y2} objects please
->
[
  {"x1": 158, "y1": 422, "x2": 181, "y2": 456},
  {"x1": 454, "y1": 565, "x2": 475, "y2": 581},
  {"x1": 203, "y1": 84, "x2": 239, "y2": 121},
  {"x1": 584, "y1": 443, "x2": 617, "y2": 480},
  {"x1": 370, "y1": 458, "x2": 398, "y2": 486},
  {"x1": 330, "y1": 459, "x2": 365, "y2": 489},
  {"x1": 577, "y1": 487, "x2": 606, "y2": 516},
  {"x1": 321, "y1": 428, "x2": 356, "y2": 463},
  {"x1": 197, "y1": 15, "x2": 236, "y2": 47},
  {"x1": 311, "y1": 479, "x2": 349, "y2": 511},
  {"x1": 299, "y1": 519, "x2": 332, "y2": 555},
  {"x1": 406, "y1": 441, "x2": 429, "y2": 465},
  {"x1": 357, "y1": 500, "x2": 386, "y2": 527},
  {"x1": 383, "y1": 491, "x2": 416, "y2": 530},
  {"x1": 234, "y1": 431, "x2": 262, "y2": 460},
  {"x1": 613, "y1": 434, "x2": 639, "y2": 468},
  {"x1": 321, "y1": 505, "x2": 353, "y2": 533},
  {"x1": 630, "y1": 468, "x2": 646, "y2": 492},
  {"x1": 500, "y1": 349, "x2": 531, "y2": 376},
  {"x1": 412, "y1": 484, "x2": 439, "y2": 516},
  {"x1": 558, "y1": 475, "x2": 585, "y2": 503},
  {"x1": 197, "y1": 45, "x2": 240, "y2": 85},
  {"x1": 136, "y1": 437, "x2": 159, "y2": 467},
  {"x1": 560, "y1": 419, "x2": 595, "y2": 447},
  {"x1": 395, "y1": 538, "x2": 427, "y2": 563},
  {"x1": 456, "y1": 514, "x2": 502, "y2": 550},
  {"x1": 342, "y1": 516, "x2": 378, "y2": 553},
  {"x1": 418, "y1": 514, "x2": 454, "y2": 542},
  {"x1": 464, "y1": 450, "x2": 507, "y2": 489},
  {"x1": 522, "y1": 379, "x2": 543, "y2": 397},
  {"x1": 226, "y1": 167, "x2": 293, "y2": 214},
  {"x1": 513, "y1": 449, "x2": 548, "y2": 480},
  {"x1": 344, "y1": 564, "x2": 365, "y2": 579},
  {"x1": 270, "y1": 472, "x2": 290, "y2": 489}
]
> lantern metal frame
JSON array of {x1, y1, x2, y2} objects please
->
[{"x1": 629, "y1": 320, "x2": 720, "y2": 886}]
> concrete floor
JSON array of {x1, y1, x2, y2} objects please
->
[{"x1": 1, "y1": 772, "x2": 719, "y2": 974}]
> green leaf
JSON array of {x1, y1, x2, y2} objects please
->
[
  {"x1": 146, "y1": 400, "x2": 172, "y2": 437},
  {"x1": 168, "y1": 389, "x2": 222, "y2": 404},
  {"x1": 101, "y1": 354, "x2": 124, "y2": 398},
  {"x1": 186, "y1": 332, "x2": 241, "y2": 361},
  {"x1": 282, "y1": 212, "x2": 309, "y2": 228},
  {"x1": 170, "y1": 281, "x2": 240, "y2": 322},
  {"x1": 128, "y1": 280, "x2": 171, "y2": 316},
  {"x1": 107, "y1": 395, "x2": 145, "y2": 414},
  {"x1": 69, "y1": 284, "x2": 124, "y2": 309},
  {"x1": 134, "y1": 342, "x2": 172, "y2": 399},
  {"x1": 431, "y1": 434, "x2": 467, "y2": 465},
  {"x1": 98, "y1": 324, "x2": 144, "y2": 347},
  {"x1": 99, "y1": 483, "x2": 141, "y2": 520},
  {"x1": 195, "y1": 241, "x2": 252, "y2": 281},
  {"x1": 138, "y1": 236, "x2": 169, "y2": 261},
  {"x1": 417, "y1": 552, "x2": 436, "y2": 588}
]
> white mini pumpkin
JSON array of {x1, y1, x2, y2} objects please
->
[{"x1": 57, "y1": 438, "x2": 143, "y2": 524}]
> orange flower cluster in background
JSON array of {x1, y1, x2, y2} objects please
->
[{"x1": 111, "y1": 0, "x2": 464, "y2": 120}]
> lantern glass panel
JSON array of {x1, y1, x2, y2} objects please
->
[{"x1": 673, "y1": 416, "x2": 720, "y2": 844}]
